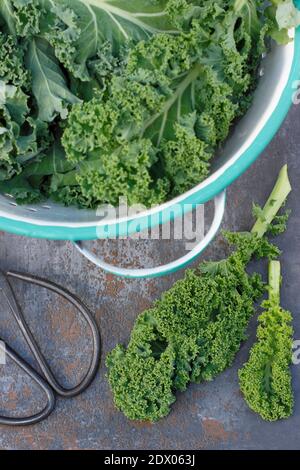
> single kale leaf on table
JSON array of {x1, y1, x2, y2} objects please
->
[
  {"x1": 0, "y1": 1, "x2": 299, "y2": 208},
  {"x1": 239, "y1": 259, "x2": 294, "y2": 421}
]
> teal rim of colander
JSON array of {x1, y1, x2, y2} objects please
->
[{"x1": 0, "y1": 27, "x2": 300, "y2": 241}]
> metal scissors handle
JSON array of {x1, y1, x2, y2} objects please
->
[
  {"x1": 0, "y1": 342, "x2": 55, "y2": 426},
  {"x1": 0, "y1": 271, "x2": 101, "y2": 426}
]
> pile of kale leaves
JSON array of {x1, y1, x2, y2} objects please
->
[{"x1": 0, "y1": 0, "x2": 299, "y2": 208}]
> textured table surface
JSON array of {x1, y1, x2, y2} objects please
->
[{"x1": 0, "y1": 104, "x2": 299, "y2": 451}]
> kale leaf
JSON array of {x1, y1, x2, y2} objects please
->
[{"x1": 239, "y1": 259, "x2": 294, "y2": 421}]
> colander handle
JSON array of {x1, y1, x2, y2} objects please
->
[{"x1": 73, "y1": 191, "x2": 226, "y2": 279}]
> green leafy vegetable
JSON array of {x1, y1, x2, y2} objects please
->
[
  {"x1": 0, "y1": 0, "x2": 42, "y2": 36},
  {"x1": 41, "y1": 0, "x2": 178, "y2": 81},
  {"x1": 239, "y1": 259, "x2": 294, "y2": 421},
  {"x1": 52, "y1": 135, "x2": 170, "y2": 207},
  {"x1": 0, "y1": 80, "x2": 49, "y2": 181},
  {"x1": 267, "y1": 0, "x2": 300, "y2": 44},
  {"x1": 0, "y1": 31, "x2": 30, "y2": 88},
  {"x1": 0, "y1": 1, "x2": 299, "y2": 207},
  {"x1": 25, "y1": 37, "x2": 80, "y2": 122},
  {"x1": 106, "y1": 166, "x2": 291, "y2": 422},
  {"x1": 58, "y1": 1, "x2": 273, "y2": 207}
]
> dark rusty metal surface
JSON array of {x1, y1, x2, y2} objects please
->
[{"x1": 0, "y1": 104, "x2": 299, "y2": 450}]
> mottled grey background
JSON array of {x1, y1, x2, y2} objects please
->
[{"x1": 0, "y1": 104, "x2": 299, "y2": 450}]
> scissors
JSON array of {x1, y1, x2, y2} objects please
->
[{"x1": 0, "y1": 270, "x2": 101, "y2": 426}]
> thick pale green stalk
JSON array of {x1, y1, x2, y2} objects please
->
[
  {"x1": 251, "y1": 165, "x2": 291, "y2": 238},
  {"x1": 268, "y1": 260, "x2": 281, "y2": 304}
]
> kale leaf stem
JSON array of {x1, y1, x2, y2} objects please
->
[
  {"x1": 268, "y1": 260, "x2": 281, "y2": 304},
  {"x1": 251, "y1": 165, "x2": 291, "y2": 238}
]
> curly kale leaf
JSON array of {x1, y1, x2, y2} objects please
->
[
  {"x1": 0, "y1": 0, "x2": 42, "y2": 36},
  {"x1": 239, "y1": 261, "x2": 294, "y2": 421},
  {"x1": 0, "y1": 173, "x2": 42, "y2": 202},
  {"x1": 0, "y1": 3, "x2": 80, "y2": 123},
  {"x1": 25, "y1": 37, "x2": 80, "y2": 122},
  {"x1": 0, "y1": 81, "x2": 50, "y2": 181},
  {"x1": 0, "y1": 81, "x2": 53, "y2": 197},
  {"x1": 60, "y1": 16, "x2": 254, "y2": 208},
  {"x1": 0, "y1": 141, "x2": 72, "y2": 203},
  {"x1": 40, "y1": 0, "x2": 178, "y2": 82},
  {"x1": 106, "y1": 342, "x2": 176, "y2": 422},
  {"x1": 0, "y1": 30, "x2": 52, "y2": 184},
  {"x1": 0, "y1": 32, "x2": 30, "y2": 88},
  {"x1": 52, "y1": 133, "x2": 169, "y2": 207},
  {"x1": 106, "y1": 269, "x2": 225, "y2": 421}
]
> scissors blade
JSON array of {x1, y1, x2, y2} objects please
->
[{"x1": 0, "y1": 271, "x2": 23, "y2": 326}]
